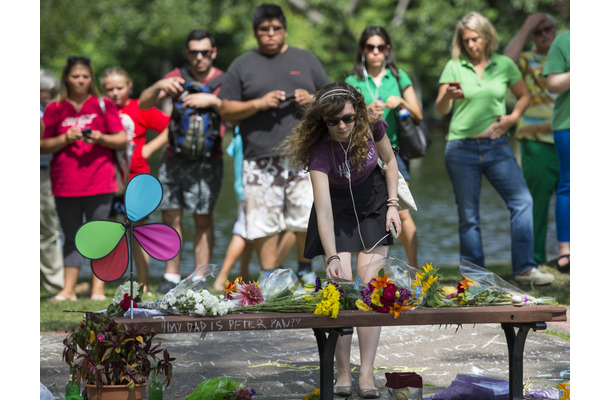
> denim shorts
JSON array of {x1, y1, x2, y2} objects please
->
[
  {"x1": 158, "y1": 153, "x2": 223, "y2": 214},
  {"x1": 396, "y1": 153, "x2": 411, "y2": 181}
]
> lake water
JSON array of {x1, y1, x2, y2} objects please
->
[{"x1": 80, "y1": 130, "x2": 558, "y2": 279}]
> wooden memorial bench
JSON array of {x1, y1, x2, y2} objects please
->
[{"x1": 116, "y1": 305, "x2": 567, "y2": 400}]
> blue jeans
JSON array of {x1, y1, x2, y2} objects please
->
[
  {"x1": 444, "y1": 136, "x2": 536, "y2": 275},
  {"x1": 553, "y1": 129, "x2": 570, "y2": 242}
]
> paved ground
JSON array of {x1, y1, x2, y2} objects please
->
[{"x1": 40, "y1": 308, "x2": 569, "y2": 399}]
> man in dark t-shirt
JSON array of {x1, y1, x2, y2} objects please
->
[{"x1": 219, "y1": 4, "x2": 329, "y2": 279}]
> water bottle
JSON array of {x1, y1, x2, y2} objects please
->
[
  {"x1": 149, "y1": 365, "x2": 163, "y2": 400},
  {"x1": 65, "y1": 365, "x2": 83, "y2": 400}
]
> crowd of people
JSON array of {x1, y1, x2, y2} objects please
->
[{"x1": 41, "y1": 4, "x2": 569, "y2": 398}]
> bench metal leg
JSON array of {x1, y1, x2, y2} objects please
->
[
  {"x1": 501, "y1": 322, "x2": 547, "y2": 400},
  {"x1": 313, "y1": 327, "x2": 353, "y2": 400}
]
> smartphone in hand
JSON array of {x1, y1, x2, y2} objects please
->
[
  {"x1": 81, "y1": 128, "x2": 92, "y2": 138},
  {"x1": 448, "y1": 82, "x2": 464, "y2": 98}
]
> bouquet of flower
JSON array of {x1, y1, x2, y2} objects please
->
[
  {"x1": 149, "y1": 266, "x2": 235, "y2": 316},
  {"x1": 106, "y1": 280, "x2": 143, "y2": 317},
  {"x1": 231, "y1": 278, "x2": 343, "y2": 318},
  {"x1": 451, "y1": 260, "x2": 557, "y2": 306},
  {"x1": 356, "y1": 269, "x2": 414, "y2": 319},
  {"x1": 412, "y1": 263, "x2": 455, "y2": 308},
  {"x1": 224, "y1": 277, "x2": 265, "y2": 307}
]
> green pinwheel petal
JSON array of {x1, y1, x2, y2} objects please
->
[{"x1": 75, "y1": 220, "x2": 126, "y2": 259}]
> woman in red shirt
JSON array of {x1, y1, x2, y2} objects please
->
[{"x1": 41, "y1": 56, "x2": 127, "y2": 301}]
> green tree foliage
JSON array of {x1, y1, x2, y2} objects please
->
[{"x1": 41, "y1": 0, "x2": 568, "y2": 117}]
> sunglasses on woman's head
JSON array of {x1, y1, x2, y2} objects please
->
[
  {"x1": 364, "y1": 44, "x2": 389, "y2": 53},
  {"x1": 324, "y1": 114, "x2": 356, "y2": 127},
  {"x1": 67, "y1": 56, "x2": 91, "y2": 65}
]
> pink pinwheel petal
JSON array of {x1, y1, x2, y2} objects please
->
[
  {"x1": 91, "y1": 235, "x2": 129, "y2": 282},
  {"x1": 133, "y1": 224, "x2": 181, "y2": 260}
]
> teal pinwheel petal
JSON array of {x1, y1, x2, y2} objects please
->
[
  {"x1": 125, "y1": 173, "x2": 162, "y2": 222},
  {"x1": 75, "y1": 220, "x2": 125, "y2": 259}
]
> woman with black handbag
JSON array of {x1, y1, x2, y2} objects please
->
[{"x1": 346, "y1": 26, "x2": 423, "y2": 267}]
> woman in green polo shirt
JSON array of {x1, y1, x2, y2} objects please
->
[
  {"x1": 346, "y1": 26, "x2": 423, "y2": 268},
  {"x1": 435, "y1": 11, "x2": 554, "y2": 286}
]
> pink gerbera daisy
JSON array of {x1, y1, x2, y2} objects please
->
[{"x1": 236, "y1": 282, "x2": 264, "y2": 306}]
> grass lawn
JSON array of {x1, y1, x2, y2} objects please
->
[{"x1": 40, "y1": 262, "x2": 569, "y2": 334}]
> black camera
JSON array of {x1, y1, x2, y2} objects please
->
[{"x1": 81, "y1": 128, "x2": 92, "y2": 138}]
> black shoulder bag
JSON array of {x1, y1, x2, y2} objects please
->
[{"x1": 391, "y1": 71, "x2": 430, "y2": 160}]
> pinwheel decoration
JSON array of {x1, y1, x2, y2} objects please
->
[{"x1": 75, "y1": 173, "x2": 181, "y2": 316}]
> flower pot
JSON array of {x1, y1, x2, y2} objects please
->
[{"x1": 85, "y1": 383, "x2": 148, "y2": 400}]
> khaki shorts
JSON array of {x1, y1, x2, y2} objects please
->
[{"x1": 242, "y1": 156, "x2": 313, "y2": 240}]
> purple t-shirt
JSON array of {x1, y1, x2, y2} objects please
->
[{"x1": 309, "y1": 119, "x2": 388, "y2": 189}]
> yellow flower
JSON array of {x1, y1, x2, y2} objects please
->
[
  {"x1": 313, "y1": 284, "x2": 341, "y2": 318},
  {"x1": 356, "y1": 299, "x2": 372, "y2": 311},
  {"x1": 370, "y1": 291, "x2": 382, "y2": 307},
  {"x1": 305, "y1": 387, "x2": 321, "y2": 400}
]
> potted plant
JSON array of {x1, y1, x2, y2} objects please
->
[{"x1": 63, "y1": 311, "x2": 174, "y2": 400}]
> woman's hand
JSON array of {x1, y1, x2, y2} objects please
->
[
  {"x1": 83, "y1": 129, "x2": 106, "y2": 146},
  {"x1": 384, "y1": 95, "x2": 403, "y2": 110},
  {"x1": 325, "y1": 257, "x2": 343, "y2": 279},
  {"x1": 368, "y1": 99, "x2": 385, "y2": 116},
  {"x1": 386, "y1": 206, "x2": 402, "y2": 237},
  {"x1": 65, "y1": 127, "x2": 82, "y2": 144},
  {"x1": 490, "y1": 115, "x2": 517, "y2": 139}
]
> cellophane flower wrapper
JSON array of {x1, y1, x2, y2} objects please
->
[
  {"x1": 457, "y1": 260, "x2": 557, "y2": 306},
  {"x1": 259, "y1": 268, "x2": 306, "y2": 300},
  {"x1": 184, "y1": 376, "x2": 246, "y2": 400},
  {"x1": 230, "y1": 270, "x2": 344, "y2": 318},
  {"x1": 143, "y1": 265, "x2": 235, "y2": 316},
  {"x1": 428, "y1": 366, "x2": 509, "y2": 400}
]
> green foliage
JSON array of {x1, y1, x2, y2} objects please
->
[
  {"x1": 40, "y1": 0, "x2": 569, "y2": 120},
  {"x1": 62, "y1": 311, "x2": 174, "y2": 388}
]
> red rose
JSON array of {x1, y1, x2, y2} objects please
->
[
  {"x1": 380, "y1": 283, "x2": 398, "y2": 306},
  {"x1": 119, "y1": 293, "x2": 138, "y2": 311}
]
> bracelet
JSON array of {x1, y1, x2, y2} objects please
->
[
  {"x1": 387, "y1": 203, "x2": 399, "y2": 208},
  {"x1": 387, "y1": 197, "x2": 399, "y2": 202},
  {"x1": 326, "y1": 255, "x2": 340, "y2": 266}
]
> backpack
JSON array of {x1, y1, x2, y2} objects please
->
[{"x1": 169, "y1": 68, "x2": 222, "y2": 160}]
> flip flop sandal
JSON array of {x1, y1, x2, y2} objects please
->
[
  {"x1": 549, "y1": 254, "x2": 570, "y2": 273},
  {"x1": 47, "y1": 295, "x2": 77, "y2": 302}
]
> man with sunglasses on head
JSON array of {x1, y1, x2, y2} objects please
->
[
  {"x1": 139, "y1": 29, "x2": 224, "y2": 294},
  {"x1": 504, "y1": 14, "x2": 562, "y2": 270},
  {"x1": 219, "y1": 3, "x2": 329, "y2": 281}
]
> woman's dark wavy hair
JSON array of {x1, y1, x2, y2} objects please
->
[
  {"x1": 348, "y1": 26, "x2": 399, "y2": 81},
  {"x1": 281, "y1": 82, "x2": 379, "y2": 172}
]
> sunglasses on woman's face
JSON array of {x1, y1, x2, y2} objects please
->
[
  {"x1": 325, "y1": 114, "x2": 356, "y2": 127},
  {"x1": 364, "y1": 44, "x2": 389, "y2": 53}
]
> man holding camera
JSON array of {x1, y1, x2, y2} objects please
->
[
  {"x1": 219, "y1": 4, "x2": 329, "y2": 280},
  {"x1": 139, "y1": 29, "x2": 224, "y2": 294}
]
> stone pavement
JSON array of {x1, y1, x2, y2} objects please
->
[{"x1": 40, "y1": 308, "x2": 569, "y2": 399}]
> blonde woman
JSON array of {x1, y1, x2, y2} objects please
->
[{"x1": 435, "y1": 12, "x2": 553, "y2": 285}]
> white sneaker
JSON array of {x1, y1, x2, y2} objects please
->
[{"x1": 514, "y1": 268, "x2": 555, "y2": 285}]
